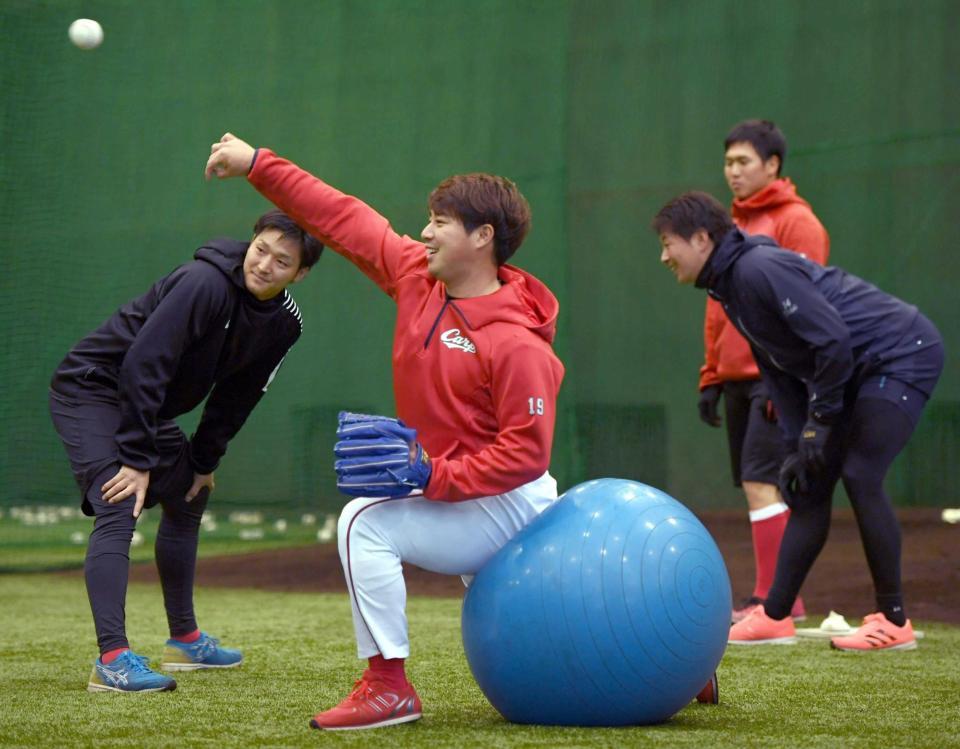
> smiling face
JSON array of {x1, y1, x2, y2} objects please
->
[
  {"x1": 420, "y1": 211, "x2": 493, "y2": 286},
  {"x1": 242, "y1": 228, "x2": 309, "y2": 300},
  {"x1": 659, "y1": 229, "x2": 713, "y2": 285},
  {"x1": 724, "y1": 141, "x2": 780, "y2": 200}
]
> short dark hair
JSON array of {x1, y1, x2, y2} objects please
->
[
  {"x1": 651, "y1": 191, "x2": 735, "y2": 246},
  {"x1": 252, "y1": 209, "x2": 324, "y2": 269},
  {"x1": 428, "y1": 174, "x2": 531, "y2": 266},
  {"x1": 724, "y1": 119, "x2": 787, "y2": 175}
]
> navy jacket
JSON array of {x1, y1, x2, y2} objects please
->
[
  {"x1": 51, "y1": 239, "x2": 303, "y2": 473},
  {"x1": 696, "y1": 229, "x2": 940, "y2": 443}
]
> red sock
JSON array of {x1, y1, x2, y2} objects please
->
[
  {"x1": 750, "y1": 503, "x2": 790, "y2": 599},
  {"x1": 173, "y1": 629, "x2": 201, "y2": 643},
  {"x1": 101, "y1": 647, "x2": 128, "y2": 664},
  {"x1": 367, "y1": 654, "x2": 407, "y2": 690}
]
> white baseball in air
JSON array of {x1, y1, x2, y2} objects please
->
[{"x1": 68, "y1": 18, "x2": 104, "y2": 50}]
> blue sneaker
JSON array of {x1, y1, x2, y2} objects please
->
[
  {"x1": 160, "y1": 632, "x2": 243, "y2": 671},
  {"x1": 87, "y1": 650, "x2": 177, "y2": 693}
]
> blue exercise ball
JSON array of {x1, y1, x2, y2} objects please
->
[{"x1": 462, "y1": 478, "x2": 731, "y2": 726}]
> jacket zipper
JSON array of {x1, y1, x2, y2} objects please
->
[{"x1": 736, "y1": 315, "x2": 786, "y2": 371}]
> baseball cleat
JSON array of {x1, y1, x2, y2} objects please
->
[
  {"x1": 87, "y1": 650, "x2": 177, "y2": 693},
  {"x1": 830, "y1": 613, "x2": 918, "y2": 652},
  {"x1": 160, "y1": 632, "x2": 243, "y2": 670},
  {"x1": 309, "y1": 673, "x2": 422, "y2": 731},
  {"x1": 732, "y1": 596, "x2": 806, "y2": 623},
  {"x1": 695, "y1": 672, "x2": 719, "y2": 704},
  {"x1": 728, "y1": 605, "x2": 797, "y2": 644}
]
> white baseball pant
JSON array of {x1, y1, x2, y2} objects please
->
[{"x1": 337, "y1": 471, "x2": 558, "y2": 659}]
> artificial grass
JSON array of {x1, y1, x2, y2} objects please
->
[{"x1": 0, "y1": 574, "x2": 958, "y2": 748}]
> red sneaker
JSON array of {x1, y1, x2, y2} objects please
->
[
  {"x1": 309, "y1": 674, "x2": 422, "y2": 731},
  {"x1": 830, "y1": 613, "x2": 917, "y2": 652},
  {"x1": 695, "y1": 672, "x2": 719, "y2": 704},
  {"x1": 728, "y1": 605, "x2": 797, "y2": 644}
]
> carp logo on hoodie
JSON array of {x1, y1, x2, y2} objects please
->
[{"x1": 440, "y1": 328, "x2": 477, "y2": 354}]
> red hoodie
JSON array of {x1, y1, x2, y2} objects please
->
[
  {"x1": 248, "y1": 150, "x2": 565, "y2": 501},
  {"x1": 699, "y1": 178, "x2": 830, "y2": 388}
]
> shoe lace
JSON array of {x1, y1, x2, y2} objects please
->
[
  {"x1": 190, "y1": 633, "x2": 219, "y2": 659},
  {"x1": 346, "y1": 677, "x2": 378, "y2": 702},
  {"x1": 118, "y1": 652, "x2": 153, "y2": 674}
]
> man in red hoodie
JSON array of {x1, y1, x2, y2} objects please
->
[
  {"x1": 699, "y1": 120, "x2": 830, "y2": 622},
  {"x1": 205, "y1": 134, "x2": 565, "y2": 731}
]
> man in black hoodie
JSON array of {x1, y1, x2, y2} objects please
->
[
  {"x1": 653, "y1": 191, "x2": 943, "y2": 653},
  {"x1": 50, "y1": 210, "x2": 322, "y2": 692}
]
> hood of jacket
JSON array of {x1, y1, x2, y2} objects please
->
[
  {"x1": 447, "y1": 263, "x2": 560, "y2": 344},
  {"x1": 194, "y1": 238, "x2": 250, "y2": 292}
]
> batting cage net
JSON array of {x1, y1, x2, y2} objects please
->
[{"x1": 2, "y1": 0, "x2": 958, "y2": 544}]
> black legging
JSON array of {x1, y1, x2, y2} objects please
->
[
  {"x1": 84, "y1": 455, "x2": 209, "y2": 653},
  {"x1": 765, "y1": 398, "x2": 917, "y2": 625}
]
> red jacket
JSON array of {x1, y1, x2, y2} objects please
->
[
  {"x1": 248, "y1": 150, "x2": 565, "y2": 501},
  {"x1": 699, "y1": 178, "x2": 830, "y2": 389}
]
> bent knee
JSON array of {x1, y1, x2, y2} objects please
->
[{"x1": 841, "y1": 459, "x2": 883, "y2": 498}]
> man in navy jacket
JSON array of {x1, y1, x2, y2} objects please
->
[
  {"x1": 50, "y1": 210, "x2": 322, "y2": 691},
  {"x1": 653, "y1": 191, "x2": 943, "y2": 652}
]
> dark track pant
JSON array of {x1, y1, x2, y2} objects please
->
[
  {"x1": 49, "y1": 393, "x2": 209, "y2": 654},
  {"x1": 764, "y1": 395, "x2": 928, "y2": 624}
]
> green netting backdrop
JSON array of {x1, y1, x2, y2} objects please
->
[{"x1": 2, "y1": 0, "x2": 957, "y2": 514}]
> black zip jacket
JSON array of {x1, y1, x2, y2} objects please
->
[
  {"x1": 696, "y1": 229, "x2": 941, "y2": 443},
  {"x1": 50, "y1": 239, "x2": 303, "y2": 473}
]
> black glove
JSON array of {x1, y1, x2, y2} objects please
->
[
  {"x1": 698, "y1": 385, "x2": 723, "y2": 427},
  {"x1": 798, "y1": 417, "x2": 831, "y2": 473},
  {"x1": 778, "y1": 453, "x2": 810, "y2": 509}
]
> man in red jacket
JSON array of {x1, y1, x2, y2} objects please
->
[
  {"x1": 699, "y1": 120, "x2": 830, "y2": 622},
  {"x1": 205, "y1": 134, "x2": 565, "y2": 731}
]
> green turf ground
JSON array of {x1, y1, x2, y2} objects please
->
[
  {"x1": 0, "y1": 575, "x2": 958, "y2": 748},
  {"x1": 0, "y1": 506, "x2": 333, "y2": 572}
]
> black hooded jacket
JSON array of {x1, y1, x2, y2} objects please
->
[
  {"x1": 51, "y1": 239, "x2": 303, "y2": 473},
  {"x1": 696, "y1": 229, "x2": 940, "y2": 443}
]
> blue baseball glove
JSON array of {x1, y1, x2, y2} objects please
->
[{"x1": 334, "y1": 412, "x2": 431, "y2": 498}]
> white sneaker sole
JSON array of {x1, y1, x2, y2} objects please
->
[
  {"x1": 311, "y1": 712, "x2": 422, "y2": 731},
  {"x1": 160, "y1": 658, "x2": 243, "y2": 671},
  {"x1": 728, "y1": 636, "x2": 797, "y2": 645},
  {"x1": 831, "y1": 640, "x2": 918, "y2": 652}
]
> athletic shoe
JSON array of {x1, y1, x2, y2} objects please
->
[
  {"x1": 695, "y1": 672, "x2": 719, "y2": 704},
  {"x1": 732, "y1": 596, "x2": 807, "y2": 623},
  {"x1": 728, "y1": 605, "x2": 797, "y2": 644},
  {"x1": 731, "y1": 596, "x2": 764, "y2": 623},
  {"x1": 160, "y1": 632, "x2": 243, "y2": 671},
  {"x1": 309, "y1": 673, "x2": 422, "y2": 731},
  {"x1": 87, "y1": 650, "x2": 177, "y2": 693},
  {"x1": 830, "y1": 613, "x2": 918, "y2": 652}
]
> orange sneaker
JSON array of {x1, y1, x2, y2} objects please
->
[
  {"x1": 732, "y1": 596, "x2": 807, "y2": 623},
  {"x1": 309, "y1": 673, "x2": 422, "y2": 731},
  {"x1": 728, "y1": 605, "x2": 797, "y2": 644},
  {"x1": 830, "y1": 613, "x2": 917, "y2": 652}
]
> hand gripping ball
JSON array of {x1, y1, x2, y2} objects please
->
[{"x1": 462, "y1": 478, "x2": 731, "y2": 726}]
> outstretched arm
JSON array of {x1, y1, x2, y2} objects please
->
[{"x1": 204, "y1": 132, "x2": 424, "y2": 297}]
